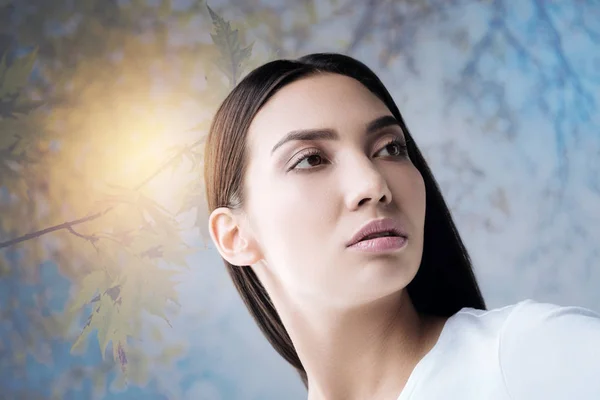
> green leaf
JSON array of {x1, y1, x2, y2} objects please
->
[
  {"x1": 161, "y1": 245, "x2": 197, "y2": 268},
  {"x1": 134, "y1": 266, "x2": 181, "y2": 325},
  {"x1": 0, "y1": 48, "x2": 38, "y2": 101},
  {"x1": 239, "y1": 42, "x2": 254, "y2": 63},
  {"x1": 69, "y1": 270, "x2": 111, "y2": 313},
  {"x1": 96, "y1": 293, "x2": 117, "y2": 360},
  {"x1": 0, "y1": 52, "x2": 7, "y2": 80},
  {"x1": 144, "y1": 295, "x2": 172, "y2": 327},
  {"x1": 112, "y1": 338, "x2": 128, "y2": 374},
  {"x1": 207, "y1": 5, "x2": 253, "y2": 87},
  {"x1": 70, "y1": 311, "x2": 95, "y2": 354}
]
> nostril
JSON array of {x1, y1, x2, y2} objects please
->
[
  {"x1": 357, "y1": 197, "x2": 370, "y2": 207},
  {"x1": 357, "y1": 194, "x2": 387, "y2": 207}
]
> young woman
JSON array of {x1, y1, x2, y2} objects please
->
[{"x1": 204, "y1": 53, "x2": 600, "y2": 399}]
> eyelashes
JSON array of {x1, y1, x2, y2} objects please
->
[
  {"x1": 288, "y1": 148, "x2": 324, "y2": 171},
  {"x1": 287, "y1": 137, "x2": 409, "y2": 172}
]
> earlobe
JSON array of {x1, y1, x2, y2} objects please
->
[{"x1": 208, "y1": 207, "x2": 262, "y2": 267}]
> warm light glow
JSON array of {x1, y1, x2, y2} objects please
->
[{"x1": 42, "y1": 53, "x2": 213, "y2": 226}]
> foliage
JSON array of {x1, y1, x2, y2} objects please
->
[
  {"x1": 208, "y1": 4, "x2": 254, "y2": 87},
  {"x1": 0, "y1": 1, "x2": 255, "y2": 396},
  {"x1": 0, "y1": 0, "x2": 598, "y2": 398}
]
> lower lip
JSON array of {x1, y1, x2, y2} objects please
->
[{"x1": 348, "y1": 236, "x2": 408, "y2": 253}]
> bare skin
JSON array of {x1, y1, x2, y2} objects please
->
[
  {"x1": 255, "y1": 264, "x2": 448, "y2": 400},
  {"x1": 209, "y1": 73, "x2": 449, "y2": 400}
]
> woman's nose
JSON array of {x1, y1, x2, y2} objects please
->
[{"x1": 343, "y1": 157, "x2": 393, "y2": 211}]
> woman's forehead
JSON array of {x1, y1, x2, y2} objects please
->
[{"x1": 247, "y1": 74, "x2": 389, "y2": 152}]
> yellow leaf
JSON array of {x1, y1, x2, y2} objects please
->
[
  {"x1": 70, "y1": 312, "x2": 94, "y2": 355},
  {"x1": 112, "y1": 330, "x2": 129, "y2": 373},
  {"x1": 161, "y1": 244, "x2": 198, "y2": 268},
  {"x1": 144, "y1": 294, "x2": 171, "y2": 327},
  {"x1": 69, "y1": 270, "x2": 110, "y2": 313},
  {"x1": 96, "y1": 294, "x2": 117, "y2": 359},
  {"x1": 127, "y1": 230, "x2": 162, "y2": 255}
]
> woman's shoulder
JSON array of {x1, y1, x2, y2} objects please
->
[
  {"x1": 496, "y1": 299, "x2": 600, "y2": 399},
  {"x1": 495, "y1": 298, "x2": 600, "y2": 340},
  {"x1": 444, "y1": 299, "x2": 529, "y2": 335},
  {"x1": 496, "y1": 298, "x2": 600, "y2": 355},
  {"x1": 442, "y1": 298, "x2": 600, "y2": 357},
  {"x1": 407, "y1": 300, "x2": 600, "y2": 399},
  {"x1": 433, "y1": 298, "x2": 600, "y2": 359},
  {"x1": 452, "y1": 298, "x2": 600, "y2": 332},
  {"x1": 444, "y1": 299, "x2": 600, "y2": 398}
]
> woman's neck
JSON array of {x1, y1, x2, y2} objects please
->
[{"x1": 280, "y1": 290, "x2": 447, "y2": 400}]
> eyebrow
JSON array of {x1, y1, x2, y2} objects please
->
[{"x1": 270, "y1": 115, "x2": 403, "y2": 155}]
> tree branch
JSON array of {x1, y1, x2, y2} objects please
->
[
  {"x1": 0, "y1": 135, "x2": 205, "y2": 250},
  {"x1": 67, "y1": 225, "x2": 99, "y2": 243},
  {"x1": 0, "y1": 209, "x2": 110, "y2": 249}
]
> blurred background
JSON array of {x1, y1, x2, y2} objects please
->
[{"x1": 0, "y1": 0, "x2": 598, "y2": 399}]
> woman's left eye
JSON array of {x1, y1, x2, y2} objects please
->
[{"x1": 375, "y1": 139, "x2": 408, "y2": 157}]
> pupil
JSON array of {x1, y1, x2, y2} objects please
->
[
  {"x1": 388, "y1": 144, "x2": 399, "y2": 155},
  {"x1": 307, "y1": 155, "x2": 321, "y2": 166}
]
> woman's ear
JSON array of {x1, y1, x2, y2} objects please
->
[{"x1": 208, "y1": 207, "x2": 262, "y2": 267}]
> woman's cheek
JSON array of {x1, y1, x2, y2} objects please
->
[{"x1": 409, "y1": 173, "x2": 427, "y2": 227}]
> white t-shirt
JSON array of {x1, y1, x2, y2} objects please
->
[{"x1": 397, "y1": 299, "x2": 600, "y2": 400}]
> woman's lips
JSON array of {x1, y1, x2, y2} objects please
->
[
  {"x1": 347, "y1": 236, "x2": 407, "y2": 253},
  {"x1": 346, "y1": 218, "x2": 408, "y2": 247}
]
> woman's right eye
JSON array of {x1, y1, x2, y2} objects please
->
[{"x1": 288, "y1": 149, "x2": 327, "y2": 171}]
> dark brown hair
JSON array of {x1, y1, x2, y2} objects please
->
[{"x1": 203, "y1": 53, "x2": 486, "y2": 389}]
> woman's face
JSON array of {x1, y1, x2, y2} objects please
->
[{"x1": 219, "y1": 73, "x2": 426, "y2": 308}]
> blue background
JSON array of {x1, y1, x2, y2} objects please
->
[{"x1": 1, "y1": 0, "x2": 599, "y2": 399}]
